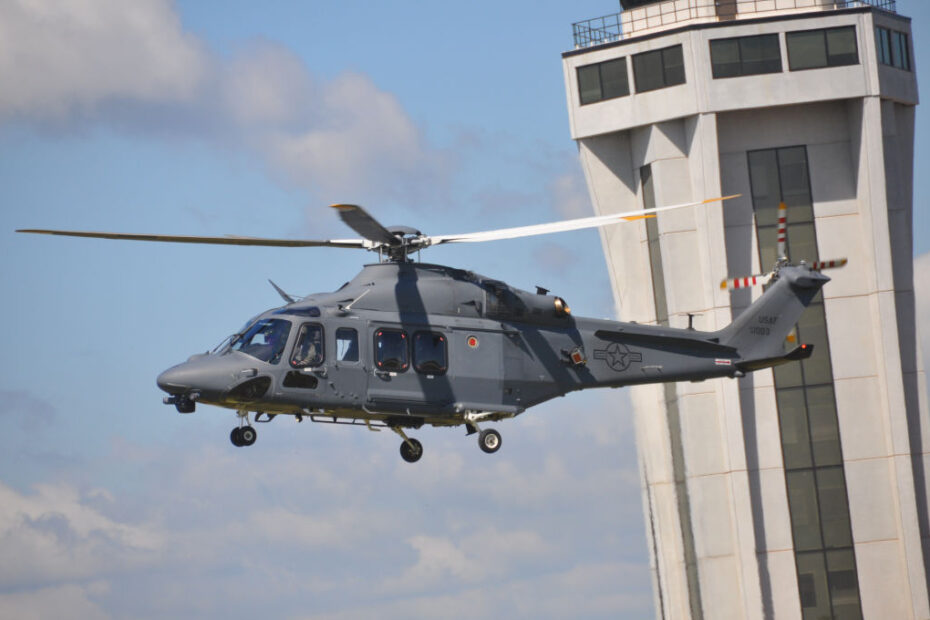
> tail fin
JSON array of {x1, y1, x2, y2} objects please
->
[{"x1": 717, "y1": 264, "x2": 829, "y2": 364}]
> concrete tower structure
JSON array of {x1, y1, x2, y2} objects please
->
[{"x1": 562, "y1": 1, "x2": 925, "y2": 619}]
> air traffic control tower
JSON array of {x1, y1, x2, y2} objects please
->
[{"x1": 562, "y1": 1, "x2": 925, "y2": 618}]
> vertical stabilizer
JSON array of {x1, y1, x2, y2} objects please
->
[{"x1": 717, "y1": 265, "x2": 828, "y2": 362}]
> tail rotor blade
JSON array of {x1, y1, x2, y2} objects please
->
[
  {"x1": 810, "y1": 258, "x2": 848, "y2": 270},
  {"x1": 777, "y1": 202, "x2": 788, "y2": 260},
  {"x1": 720, "y1": 272, "x2": 774, "y2": 291}
]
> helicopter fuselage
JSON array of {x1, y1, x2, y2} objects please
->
[{"x1": 156, "y1": 261, "x2": 787, "y2": 433}]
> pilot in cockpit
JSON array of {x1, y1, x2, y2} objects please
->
[{"x1": 291, "y1": 325, "x2": 323, "y2": 368}]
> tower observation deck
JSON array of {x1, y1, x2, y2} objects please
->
[{"x1": 562, "y1": 0, "x2": 923, "y2": 619}]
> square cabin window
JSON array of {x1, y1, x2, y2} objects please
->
[
  {"x1": 413, "y1": 331, "x2": 448, "y2": 375},
  {"x1": 374, "y1": 329, "x2": 408, "y2": 372}
]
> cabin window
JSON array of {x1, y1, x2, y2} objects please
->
[
  {"x1": 290, "y1": 323, "x2": 324, "y2": 368},
  {"x1": 414, "y1": 332, "x2": 448, "y2": 375},
  {"x1": 336, "y1": 327, "x2": 359, "y2": 362},
  {"x1": 232, "y1": 318, "x2": 291, "y2": 364},
  {"x1": 374, "y1": 329, "x2": 409, "y2": 372}
]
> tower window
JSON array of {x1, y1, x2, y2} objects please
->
[
  {"x1": 876, "y1": 26, "x2": 910, "y2": 71},
  {"x1": 577, "y1": 57, "x2": 630, "y2": 105},
  {"x1": 710, "y1": 34, "x2": 782, "y2": 78},
  {"x1": 786, "y1": 26, "x2": 858, "y2": 71},
  {"x1": 632, "y1": 44, "x2": 685, "y2": 93}
]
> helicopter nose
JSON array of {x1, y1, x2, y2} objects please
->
[{"x1": 157, "y1": 364, "x2": 194, "y2": 395}]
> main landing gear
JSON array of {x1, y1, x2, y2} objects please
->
[
  {"x1": 230, "y1": 410, "x2": 257, "y2": 447},
  {"x1": 390, "y1": 424, "x2": 502, "y2": 463}
]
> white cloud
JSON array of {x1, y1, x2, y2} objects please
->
[
  {"x1": 380, "y1": 528, "x2": 553, "y2": 594},
  {"x1": 0, "y1": 0, "x2": 207, "y2": 121},
  {"x1": 0, "y1": 481, "x2": 163, "y2": 589},
  {"x1": 302, "y1": 561, "x2": 653, "y2": 620},
  {"x1": 0, "y1": 2, "x2": 448, "y2": 204},
  {"x1": 260, "y1": 72, "x2": 443, "y2": 202}
]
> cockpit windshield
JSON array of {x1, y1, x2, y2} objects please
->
[{"x1": 231, "y1": 318, "x2": 292, "y2": 364}]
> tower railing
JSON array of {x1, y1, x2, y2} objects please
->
[{"x1": 572, "y1": 0, "x2": 896, "y2": 48}]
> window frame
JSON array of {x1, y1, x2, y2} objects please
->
[
  {"x1": 413, "y1": 331, "x2": 449, "y2": 376},
  {"x1": 373, "y1": 328, "x2": 409, "y2": 373}
]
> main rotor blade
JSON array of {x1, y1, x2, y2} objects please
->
[
  {"x1": 16, "y1": 229, "x2": 368, "y2": 249},
  {"x1": 427, "y1": 195, "x2": 740, "y2": 246},
  {"x1": 330, "y1": 204, "x2": 399, "y2": 245}
]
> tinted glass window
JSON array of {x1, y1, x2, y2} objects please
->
[
  {"x1": 876, "y1": 27, "x2": 892, "y2": 65},
  {"x1": 742, "y1": 34, "x2": 781, "y2": 74},
  {"x1": 633, "y1": 49, "x2": 665, "y2": 92},
  {"x1": 374, "y1": 329, "x2": 408, "y2": 372},
  {"x1": 577, "y1": 64, "x2": 602, "y2": 105},
  {"x1": 787, "y1": 27, "x2": 858, "y2": 71},
  {"x1": 893, "y1": 31, "x2": 910, "y2": 70},
  {"x1": 232, "y1": 318, "x2": 291, "y2": 364},
  {"x1": 600, "y1": 58, "x2": 629, "y2": 100},
  {"x1": 577, "y1": 57, "x2": 629, "y2": 105},
  {"x1": 336, "y1": 327, "x2": 359, "y2": 362},
  {"x1": 877, "y1": 27, "x2": 911, "y2": 71},
  {"x1": 711, "y1": 34, "x2": 781, "y2": 78},
  {"x1": 290, "y1": 323, "x2": 323, "y2": 368},
  {"x1": 826, "y1": 27, "x2": 858, "y2": 66},
  {"x1": 414, "y1": 332, "x2": 448, "y2": 375},
  {"x1": 633, "y1": 45, "x2": 685, "y2": 92},
  {"x1": 710, "y1": 39, "x2": 740, "y2": 78}
]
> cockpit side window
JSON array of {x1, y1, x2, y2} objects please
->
[
  {"x1": 231, "y1": 318, "x2": 291, "y2": 364},
  {"x1": 374, "y1": 329, "x2": 408, "y2": 372},
  {"x1": 291, "y1": 323, "x2": 324, "y2": 368},
  {"x1": 414, "y1": 331, "x2": 447, "y2": 375}
]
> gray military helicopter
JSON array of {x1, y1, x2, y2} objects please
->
[{"x1": 17, "y1": 199, "x2": 842, "y2": 462}]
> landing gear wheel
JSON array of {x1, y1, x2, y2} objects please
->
[
  {"x1": 479, "y1": 428, "x2": 502, "y2": 454},
  {"x1": 239, "y1": 426, "x2": 257, "y2": 446},
  {"x1": 399, "y1": 438, "x2": 423, "y2": 463},
  {"x1": 230, "y1": 427, "x2": 243, "y2": 447}
]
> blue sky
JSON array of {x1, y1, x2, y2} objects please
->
[{"x1": 0, "y1": 1, "x2": 927, "y2": 618}]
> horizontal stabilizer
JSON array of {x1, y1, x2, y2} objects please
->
[{"x1": 736, "y1": 343, "x2": 813, "y2": 372}]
